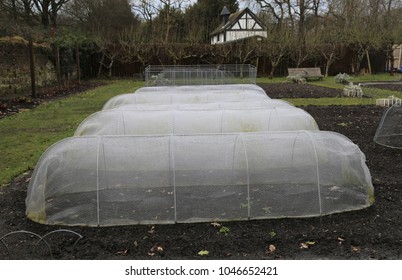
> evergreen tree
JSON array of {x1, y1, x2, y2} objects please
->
[{"x1": 183, "y1": 0, "x2": 239, "y2": 43}]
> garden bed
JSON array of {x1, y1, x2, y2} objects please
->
[{"x1": 0, "y1": 83, "x2": 401, "y2": 260}]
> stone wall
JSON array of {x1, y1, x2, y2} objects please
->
[{"x1": 0, "y1": 40, "x2": 57, "y2": 98}]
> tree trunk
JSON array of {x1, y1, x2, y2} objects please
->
[
  {"x1": 108, "y1": 59, "x2": 114, "y2": 78},
  {"x1": 269, "y1": 61, "x2": 278, "y2": 79},
  {"x1": 164, "y1": 6, "x2": 171, "y2": 43},
  {"x1": 75, "y1": 44, "x2": 81, "y2": 84},
  {"x1": 269, "y1": 67, "x2": 275, "y2": 79},
  {"x1": 98, "y1": 53, "x2": 105, "y2": 78},
  {"x1": 366, "y1": 49, "x2": 372, "y2": 75},
  {"x1": 355, "y1": 50, "x2": 365, "y2": 76},
  {"x1": 28, "y1": 35, "x2": 37, "y2": 98},
  {"x1": 324, "y1": 53, "x2": 334, "y2": 77},
  {"x1": 11, "y1": 0, "x2": 17, "y2": 20},
  {"x1": 54, "y1": 42, "x2": 62, "y2": 85},
  {"x1": 255, "y1": 56, "x2": 259, "y2": 69},
  {"x1": 389, "y1": 48, "x2": 395, "y2": 76}
]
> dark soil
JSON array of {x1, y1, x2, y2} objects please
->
[
  {"x1": 258, "y1": 83, "x2": 342, "y2": 98},
  {"x1": 0, "y1": 82, "x2": 401, "y2": 260}
]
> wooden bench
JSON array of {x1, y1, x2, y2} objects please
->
[{"x1": 287, "y1": 67, "x2": 324, "y2": 80}]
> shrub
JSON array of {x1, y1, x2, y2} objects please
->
[
  {"x1": 335, "y1": 73, "x2": 351, "y2": 84},
  {"x1": 150, "y1": 74, "x2": 170, "y2": 86},
  {"x1": 287, "y1": 74, "x2": 306, "y2": 84},
  {"x1": 343, "y1": 82, "x2": 363, "y2": 97}
]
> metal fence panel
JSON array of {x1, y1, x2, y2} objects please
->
[{"x1": 144, "y1": 64, "x2": 257, "y2": 86}]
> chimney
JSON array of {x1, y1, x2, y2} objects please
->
[{"x1": 220, "y1": 6, "x2": 230, "y2": 25}]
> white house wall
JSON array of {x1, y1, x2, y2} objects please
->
[
  {"x1": 210, "y1": 9, "x2": 267, "y2": 44},
  {"x1": 235, "y1": 14, "x2": 263, "y2": 30},
  {"x1": 226, "y1": 30, "x2": 267, "y2": 42},
  {"x1": 211, "y1": 30, "x2": 267, "y2": 44}
]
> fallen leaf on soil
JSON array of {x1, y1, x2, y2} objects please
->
[
  {"x1": 267, "y1": 244, "x2": 276, "y2": 254},
  {"x1": 116, "y1": 249, "x2": 129, "y2": 256},
  {"x1": 337, "y1": 237, "x2": 345, "y2": 244},
  {"x1": 300, "y1": 241, "x2": 316, "y2": 249},
  {"x1": 198, "y1": 250, "x2": 209, "y2": 256},
  {"x1": 211, "y1": 222, "x2": 221, "y2": 228},
  {"x1": 148, "y1": 244, "x2": 164, "y2": 256},
  {"x1": 300, "y1": 243, "x2": 309, "y2": 249},
  {"x1": 148, "y1": 225, "x2": 156, "y2": 234},
  {"x1": 351, "y1": 245, "x2": 361, "y2": 253}
]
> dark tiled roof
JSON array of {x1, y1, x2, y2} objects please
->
[{"x1": 211, "y1": 10, "x2": 242, "y2": 36}]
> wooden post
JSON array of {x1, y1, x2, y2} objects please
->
[
  {"x1": 55, "y1": 42, "x2": 62, "y2": 85},
  {"x1": 28, "y1": 34, "x2": 37, "y2": 98},
  {"x1": 76, "y1": 44, "x2": 81, "y2": 84}
]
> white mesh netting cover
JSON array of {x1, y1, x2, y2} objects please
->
[
  {"x1": 110, "y1": 99, "x2": 293, "y2": 110},
  {"x1": 373, "y1": 104, "x2": 402, "y2": 149},
  {"x1": 26, "y1": 132, "x2": 374, "y2": 226},
  {"x1": 102, "y1": 91, "x2": 269, "y2": 110},
  {"x1": 74, "y1": 108, "x2": 319, "y2": 136}
]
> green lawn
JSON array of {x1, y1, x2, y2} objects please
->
[
  {"x1": 284, "y1": 97, "x2": 377, "y2": 106},
  {"x1": 0, "y1": 79, "x2": 143, "y2": 186}
]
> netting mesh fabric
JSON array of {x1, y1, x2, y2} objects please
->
[
  {"x1": 26, "y1": 83, "x2": 375, "y2": 226},
  {"x1": 102, "y1": 92, "x2": 270, "y2": 110},
  {"x1": 110, "y1": 99, "x2": 293, "y2": 110},
  {"x1": 26, "y1": 132, "x2": 374, "y2": 226},
  {"x1": 74, "y1": 108, "x2": 319, "y2": 136},
  {"x1": 374, "y1": 104, "x2": 402, "y2": 149}
]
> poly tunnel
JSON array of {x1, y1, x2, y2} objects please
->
[
  {"x1": 112, "y1": 99, "x2": 293, "y2": 111},
  {"x1": 373, "y1": 104, "x2": 402, "y2": 149},
  {"x1": 74, "y1": 108, "x2": 319, "y2": 136},
  {"x1": 26, "y1": 131, "x2": 374, "y2": 226},
  {"x1": 134, "y1": 84, "x2": 267, "y2": 95},
  {"x1": 102, "y1": 92, "x2": 269, "y2": 110}
]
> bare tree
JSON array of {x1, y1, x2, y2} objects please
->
[
  {"x1": 317, "y1": 15, "x2": 346, "y2": 76},
  {"x1": 255, "y1": 0, "x2": 328, "y2": 67},
  {"x1": 132, "y1": 0, "x2": 189, "y2": 43},
  {"x1": 32, "y1": 0, "x2": 70, "y2": 85},
  {"x1": 0, "y1": 0, "x2": 39, "y2": 97},
  {"x1": 262, "y1": 27, "x2": 293, "y2": 78},
  {"x1": 334, "y1": 0, "x2": 380, "y2": 74},
  {"x1": 165, "y1": 43, "x2": 197, "y2": 65},
  {"x1": 119, "y1": 26, "x2": 151, "y2": 73},
  {"x1": 67, "y1": 0, "x2": 138, "y2": 77},
  {"x1": 207, "y1": 43, "x2": 233, "y2": 65},
  {"x1": 131, "y1": 0, "x2": 157, "y2": 36},
  {"x1": 95, "y1": 37, "x2": 122, "y2": 77},
  {"x1": 231, "y1": 38, "x2": 259, "y2": 70},
  {"x1": 377, "y1": 0, "x2": 402, "y2": 75}
]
